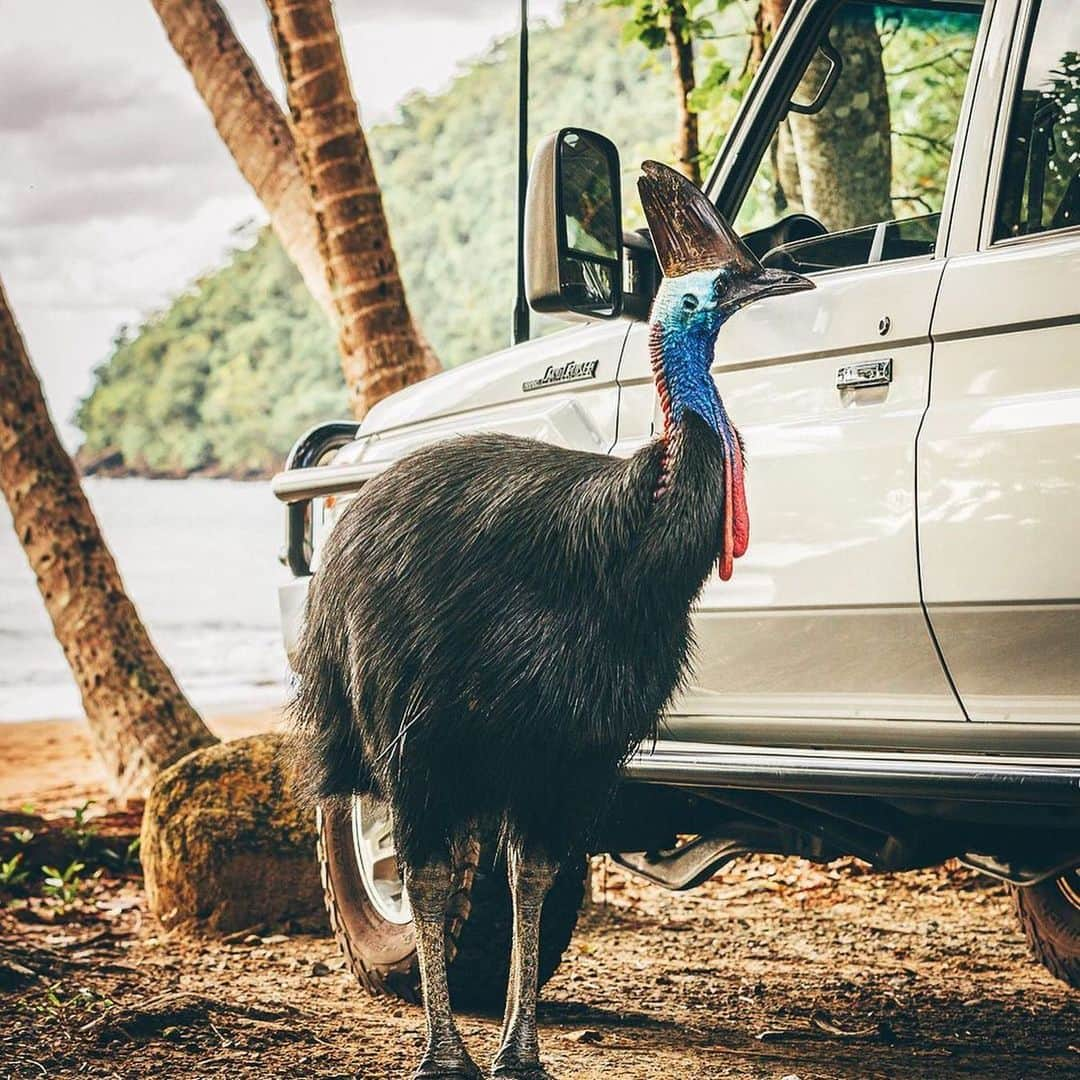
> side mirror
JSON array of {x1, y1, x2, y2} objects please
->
[{"x1": 525, "y1": 128, "x2": 622, "y2": 320}]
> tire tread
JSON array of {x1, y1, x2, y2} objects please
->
[{"x1": 1011, "y1": 877, "x2": 1080, "y2": 989}]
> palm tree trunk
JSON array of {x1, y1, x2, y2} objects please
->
[
  {"x1": 666, "y1": 1, "x2": 701, "y2": 186},
  {"x1": 266, "y1": 0, "x2": 437, "y2": 417},
  {"x1": 150, "y1": 0, "x2": 336, "y2": 326},
  {"x1": 0, "y1": 278, "x2": 217, "y2": 800}
]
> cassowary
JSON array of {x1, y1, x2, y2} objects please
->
[{"x1": 289, "y1": 161, "x2": 812, "y2": 1079}]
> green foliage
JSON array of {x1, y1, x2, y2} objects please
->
[
  {"x1": 78, "y1": 224, "x2": 344, "y2": 475},
  {"x1": 41, "y1": 861, "x2": 87, "y2": 910},
  {"x1": 0, "y1": 852, "x2": 30, "y2": 890},
  {"x1": 607, "y1": 0, "x2": 719, "y2": 51},
  {"x1": 1033, "y1": 49, "x2": 1079, "y2": 228},
  {"x1": 606, "y1": 0, "x2": 754, "y2": 172},
  {"x1": 62, "y1": 801, "x2": 97, "y2": 853},
  {"x1": 20, "y1": 982, "x2": 114, "y2": 1020},
  {"x1": 881, "y1": 5, "x2": 979, "y2": 219},
  {"x1": 1, "y1": 825, "x2": 33, "y2": 904}
]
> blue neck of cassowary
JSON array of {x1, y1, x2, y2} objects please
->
[{"x1": 648, "y1": 272, "x2": 733, "y2": 446}]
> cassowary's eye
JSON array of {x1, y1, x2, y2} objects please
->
[{"x1": 682, "y1": 294, "x2": 699, "y2": 312}]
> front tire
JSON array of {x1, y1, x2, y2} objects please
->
[
  {"x1": 1012, "y1": 868, "x2": 1080, "y2": 989},
  {"x1": 317, "y1": 797, "x2": 585, "y2": 1009}
]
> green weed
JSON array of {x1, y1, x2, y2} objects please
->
[
  {"x1": 1, "y1": 852, "x2": 30, "y2": 888},
  {"x1": 41, "y1": 861, "x2": 87, "y2": 910}
]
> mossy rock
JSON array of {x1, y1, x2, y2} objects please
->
[{"x1": 141, "y1": 732, "x2": 323, "y2": 933}]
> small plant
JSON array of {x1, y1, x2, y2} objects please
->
[
  {"x1": 63, "y1": 801, "x2": 98, "y2": 853},
  {"x1": 22, "y1": 981, "x2": 113, "y2": 1019},
  {"x1": 41, "y1": 861, "x2": 86, "y2": 910},
  {"x1": 102, "y1": 836, "x2": 141, "y2": 874},
  {"x1": 1, "y1": 852, "x2": 30, "y2": 889}
]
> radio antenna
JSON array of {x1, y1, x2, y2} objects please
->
[{"x1": 511, "y1": 0, "x2": 531, "y2": 345}]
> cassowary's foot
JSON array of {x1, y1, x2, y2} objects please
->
[
  {"x1": 492, "y1": 1058, "x2": 557, "y2": 1075},
  {"x1": 412, "y1": 1052, "x2": 483, "y2": 1080},
  {"x1": 490, "y1": 1051, "x2": 557, "y2": 1079}
]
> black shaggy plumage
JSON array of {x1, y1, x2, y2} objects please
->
[
  {"x1": 289, "y1": 409, "x2": 726, "y2": 866},
  {"x1": 286, "y1": 160, "x2": 813, "y2": 1079}
]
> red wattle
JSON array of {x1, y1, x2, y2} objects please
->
[
  {"x1": 731, "y1": 440, "x2": 749, "y2": 559},
  {"x1": 719, "y1": 452, "x2": 734, "y2": 581}
]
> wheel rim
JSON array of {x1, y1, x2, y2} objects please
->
[
  {"x1": 350, "y1": 795, "x2": 412, "y2": 925},
  {"x1": 1057, "y1": 867, "x2": 1080, "y2": 912}
]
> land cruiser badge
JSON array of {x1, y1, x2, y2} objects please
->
[{"x1": 522, "y1": 360, "x2": 599, "y2": 393}]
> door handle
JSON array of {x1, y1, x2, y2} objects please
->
[{"x1": 837, "y1": 358, "x2": 892, "y2": 390}]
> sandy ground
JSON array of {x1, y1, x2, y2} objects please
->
[
  {"x1": 2, "y1": 716, "x2": 1078, "y2": 1079},
  {"x1": 0, "y1": 711, "x2": 278, "y2": 811}
]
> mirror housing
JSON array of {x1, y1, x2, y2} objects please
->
[{"x1": 525, "y1": 128, "x2": 623, "y2": 321}]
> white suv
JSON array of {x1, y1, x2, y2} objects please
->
[{"x1": 274, "y1": 0, "x2": 1079, "y2": 1003}]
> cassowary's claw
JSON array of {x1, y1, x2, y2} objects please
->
[
  {"x1": 490, "y1": 1068, "x2": 557, "y2": 1080},
  {"x1": 411, "y1": 1057, "x2": 483, "y2": 1080}
]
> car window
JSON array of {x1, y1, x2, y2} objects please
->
[
  {"x1": 732, "y1": 1, "x2": 982, "y2": 273},
  {"x1": 993, "y1": 0, "x2": 1080, "y2": 242}
]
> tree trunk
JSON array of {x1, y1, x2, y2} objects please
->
[
  {"x1": 666, "y1": 1, "x2": 701, "y2": 186},
  {"x1": 149, "y1": 0, "x2": 336, "y2": 326},
  {"x1": 266, "y1": 0, "x2": 437, "y2": 417},
  {"x1": 759, "y1": 0, "x2": 793, "y2": 43},
  {"x1": 0, "y1": 279, "x2": 217, "y2": 801},
  {"x1": 787, "y1": 7, "x2": 892, "y2": 231},
  {"x1": 748, "y1": 0, "x2": 802, "y2": 215}
]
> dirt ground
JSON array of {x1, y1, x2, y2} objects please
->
[
  {"x1": 2, "y1": 717, "x2": 1077, "y2": 1079},
  {"x1": 3, "y1": 853, "x2": 1078, "y2": 1080}
]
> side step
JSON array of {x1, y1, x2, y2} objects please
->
[{"x1": 623, "y1": 740, "x2": 1080, "y2": 806}]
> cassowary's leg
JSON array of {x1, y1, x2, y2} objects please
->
[
  {"x1": 404, "y1": 856, "x2": 481, "y2": 1080},
  {"x1": 492, "y1": 844, "x2": 559, "y2": 1079}
]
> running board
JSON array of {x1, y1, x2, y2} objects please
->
[{"x1": 623, "y1": 740, "x2": 1080, "y2": 805}]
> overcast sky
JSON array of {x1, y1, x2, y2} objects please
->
[{"x1": 0, "y1": 0, "x2": 562, "y2": 447}]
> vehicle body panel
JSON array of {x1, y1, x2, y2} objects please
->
[
  {"x1": 917, "y1": 0, "x2": 1080, "y2": 726},
  {"x1": 921, "y1": 235, "x2": 1080, "y2": 724},
  {"x1": 628, "y1": 259, "x2": 964, "y2": 724},
  {"x1": 356, "y1": 321, "x2": 629, "y2": 450}
]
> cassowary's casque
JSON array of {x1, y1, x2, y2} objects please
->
[{"x1": 289, "y1": 161, "x2": 812, "y2": 1079}]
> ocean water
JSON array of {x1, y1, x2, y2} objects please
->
[{"x1": 0, "y1": 478, "x2": 292, "y2": 722}]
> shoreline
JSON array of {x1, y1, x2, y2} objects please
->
[
  {"x1": 75, "y1": 444, "x2": 278, "y2": 481},
  {"x1": 0, "y1": 708, "x2": 282, "y2": 813},
  {"x1": 78, "y1": 462, "x2": 276, "y2": 482}
]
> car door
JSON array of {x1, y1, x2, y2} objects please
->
[
  {"x1": 918, "y1": 0, "x2": 1080, "y2": 725},
  {"x1": 619, "y1": 0, "x2": 991, "y2": 732},
  {"x1": 635, "y1": 253, "x2": 965, "y2": 728}
]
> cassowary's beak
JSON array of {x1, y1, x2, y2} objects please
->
[
  {"x1": 637, "y1": 159, "x2": 814, "y2": 309},
  {"x1": 718, "y1": 265, "x2": 815, "y2": 314}
]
